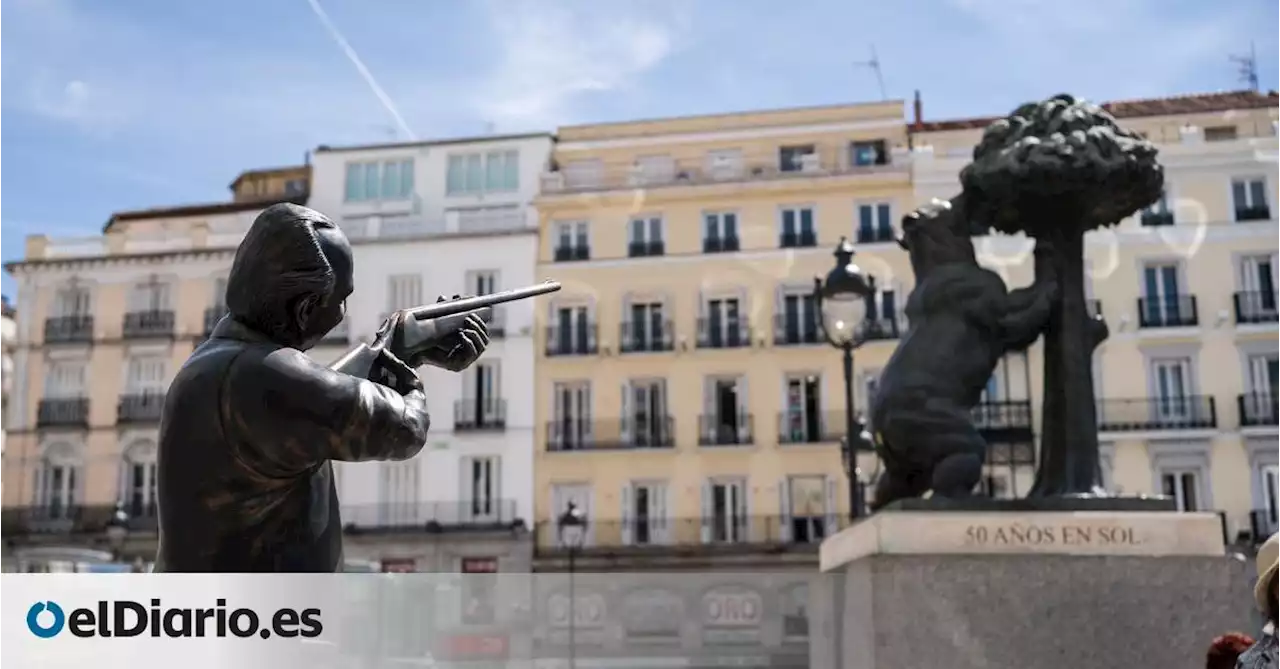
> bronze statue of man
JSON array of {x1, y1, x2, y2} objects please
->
[{"x1": 154, "y1": 203, "x2": 489, "y2": 572}]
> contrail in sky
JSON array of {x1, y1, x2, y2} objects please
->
[{"x1": 304, "y1": 0, "x2": 417, "y2": 140}]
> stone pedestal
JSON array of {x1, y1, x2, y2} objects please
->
[{"x1": 811, "y1": 509, "x2": 1256, "y2": 669}]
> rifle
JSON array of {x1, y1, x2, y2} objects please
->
[{"x1": 330, "y1": 281, "x2": 561, "y2": 380}]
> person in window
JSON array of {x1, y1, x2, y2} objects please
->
[
  {"x1": 154, "y1": 204, "x2": 489, "y2": 572},
  {"x1": 1238, "y1": 533, "x2": 1279, "y2": 668}
]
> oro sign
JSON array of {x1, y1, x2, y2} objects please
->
[{"x1": 702, "y1": 588, "x2": 762, "y2": 628}]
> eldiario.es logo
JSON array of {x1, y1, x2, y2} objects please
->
[{"x1": 27, "y1": 599, "x2": 322, "y2": 639}]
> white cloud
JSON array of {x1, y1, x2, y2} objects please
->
[{"x1": 469, "y1": 0, "x2": 687, "y2": 129}]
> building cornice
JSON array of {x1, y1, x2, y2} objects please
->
[
  {"x1": 554, "y1": 118, "x2": 906, "y2": 153},
  {"x1": 5, "y1": 247, "x2": 240, "y2": 276}
]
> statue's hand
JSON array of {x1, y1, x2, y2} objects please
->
[{"x1": 383, "y1": 296, "x2": 491, "y2": 373}]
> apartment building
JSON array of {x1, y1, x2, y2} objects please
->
[
  {"x1": 910, "y1": 89, "x2": 1280, "y2": 540},
  {"x1": 0, "y1": 193, "x2": 318, "y2": 571},
  {"x1": 307, "y1": 132, "x2": 553, "y2": 573},
  {"x1": 228, "y1": 164, "x2": 311, "y2": 203},
  {"x1": 3, "y1": 296, "x2": 16, "y2": 453}
]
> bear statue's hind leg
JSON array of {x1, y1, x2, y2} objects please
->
[
  {"x1": 869, "y1": 468, "x2": 929, "y2": 512},
  {"x1": 928, "y1": 426, "x2": 988, "y2": 500}
]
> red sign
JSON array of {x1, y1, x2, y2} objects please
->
[
  {"x1": 461, "y1": 557, "x2": 498, "y2": 573},
  {"x1": 436, "y1": 634, "x2": 509, "y2": 660},
  {"x1": 381, "y1": 558, "x2": 416, "y2": 572}
]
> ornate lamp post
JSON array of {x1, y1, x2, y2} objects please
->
[
  {"x1": 556, "y1": 502, "x2": 587, "y2": 669},
  {"x1": 814, "y1": 237, "x2": 877, "y2": 520},
  {"x1": 105, "y1": 501, "x2": 130, "y2": 565}
]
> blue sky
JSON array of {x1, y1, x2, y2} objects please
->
[{"x1": 3, "y1": 0, "x2": 1277, "y2": 299}]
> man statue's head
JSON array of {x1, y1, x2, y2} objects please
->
[{"x1": 225, "y1": 203, "x2": 354, "y2": 350}]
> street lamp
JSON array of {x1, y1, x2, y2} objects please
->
[
  {"x1": 814, "y1": 237, "x2": 877, "y2": 520},
  {"x1": 557, "y1": 502, "x2": 587, "y2": 669},
  {"x1": 105, "y1": 501, "x2": 130, "y2": 564}
]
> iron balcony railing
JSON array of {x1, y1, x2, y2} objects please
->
[
  {"x1": 1235, "y1": 205, "x2": 1272, "y2": 222},
  {"x1": 533, "y1": 514, "x2": 855, "y2": 555},
  {"x1": 619, "y1": 320, "x2": 674, "y2": 353},
  {"x1": 545, "y1": 418, "x2": 675, "y2": 451},
  {"x1": 779, "y1": 230, "x2": 817, "y2": 249},
  {"x1": 122, "y1": 310, "x2": 175, "y2": 338},
  {"x1": 856, "y1": 226, "x2": 896, "y2": 244},
  {"x1": 1233, "y1": 291, "x2": 1278, "y2": 325},
  {"x1": 2, "y1": 503, "x2": 158, "y2": 536},
  {"x1": 859, "y1": 317, "x2": 903, "y2": 342},
  {"x1": 696, "y1": 318, "x2": 751, "y2": 349},
  {"x1": 1137, "y1": 296, "x2": 1199, "y2": 328},
  {"x1": 44, "y1": 315, "x2": 94, "y2": 343},
  {"x1": 340, "y1": 500, "x2": 519, "y2": 533},
  {"x1": 544, "y1": 325, "x2": 598, "y2": 356},
  {"x1": 37, "y1": 398, "x2": 89, "y2": 427},
  {"x1": 1097, "y1": 396, "x2": 1217, "y2": 431},
  {"x1": 1238, "y1": 393, "x2": 1278, "y2": 427},
  {"x1": 627, "y1": 240, "x2": 665, "y2": 258},
  {"x1": 453, "y1": 398, "x2": 507, "y2": 431},
  {"x1": 772, "y1": 313, "x2": 822, "y2": 346},
  {"x1": 553, "y1": 245, "x2": 590, "y2": 262},
  {"x1": 777, "y1": 410, "x2": 846, "y2": 444},
  {"x1": 1140, "y1": 211, "x2": 1175, "y2": 227},
  {"x1": 203, "y1": 306, "x2": 228, "y2": 335},
  {"x1": 970, "y1": 400, "x2": 1034, "y2": 442},
  {"x1": 702, "y1": 236, "x2": 740, "y2": 253},
  {"x1": 118, "y1": 392, "x2": 165, "y2": 423},
  {"x1": 698, "y1": 414, "x2": 754, "y2": 446}
]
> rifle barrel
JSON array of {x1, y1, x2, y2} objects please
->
[{"x1": 407, "y1": 281, "x2": 562, "y2": 321}]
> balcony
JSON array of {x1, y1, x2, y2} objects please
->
[
  {"x1": 856, "y1": 226, "x2": 896, "y2": 244},
  {"x1": 37, "y1": 397, "x2": 89, "y2": 427},
  {"x1": 859, "y1": 317, "x2": 903, "y2": 342},
  {"x1": 1139, "y1": 211, "x2": 1174, "y2": 227},
  {"x1": 1137, "y1": 296, "x2": 1198, "y2": 328},
  {"x1": 773, "y1": 314, "x2": 821, "y2": 346},
  {"x1": 1097, "y1": 396, "x2": 1217, "y2": 432},
  {"x1": 118, "y1": 392, "x2": 165, "y2": 424},
  {"x1": 453, "y1": 399, "x2": 506, "y2": 431},
  {"x1": 1238, "y1": 393, "x2": 1278, "y2": 427},
  {"x1": 1234, "y1": 291, "x2": 1278, "y2": 325},
  {"x1": 203, "y1": 306, "x2": 228, "y2": 335},
  {"x1": 341, "y1": 500, "x2": 519, "y2": 534},
  {"x1": 122, "y1": 310, "x2": 175, "y2": 339},
  {"x1": 534, "y1": 514, "x2": 850, "y2": 557},
  {"x1": 2, "y1": 503, "x2": 159, "y2": 537},
  {"x1": 971, "y1": 400, "x2": 1034, "y2": 442},
  {"x1": 545, "y1": 418, "x2": 675, "y2": 451},
  {"x1": 1235, "y1": 205, "x2": 1272, "y2": 222},
  {"x1": 702, "y1": 236, "x2": 740, "y2": 254},
  {"x1": 777, "y1": 410, "x2": 845, "y2": 444},
  {"x1": 44, "y1": 315, "x2": 94, "y2": 343},
  {"x1": 619, "y1": 320, "x2": 674, "y2": 353},
  {"x1": 544, "y1": 325, "x2": 598, "y2": 356},
  {"x1": 627, "y1": 240, "x2": 665, "y2": 258},
  {"x1": 553, "y1": 245, "x2": 590, "y2": 262},
  {"x1": 698, "y1": 414, "x2": 754, "y2": 446},
  {"x1": 696, "y1": 318, "x2": 751, "y2": 349},
  {"x1": 779, "y1": 230, "x2": 817, "y2": 249}
]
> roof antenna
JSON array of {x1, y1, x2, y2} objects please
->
[
  {"x1": 854, "y1": 45, "x2": 888, "y2": 101},
  {"x1": 1230, "y1": 42, "x2": 1259, "y2": 92}
]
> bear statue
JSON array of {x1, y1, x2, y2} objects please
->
[{"x1": 867, "y1": 196, "x2": 1058, "y2": 510}]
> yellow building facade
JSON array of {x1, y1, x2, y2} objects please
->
[{"x1": 531, "y1": 101, "x2": 941, "y2": 567}]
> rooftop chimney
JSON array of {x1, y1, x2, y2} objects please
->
[{"x1": 913, "y1": 90, "x2": 923, "y2": 130}]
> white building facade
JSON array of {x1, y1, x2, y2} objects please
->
[{"x1": 307, "y1": 133, "x2": 553, "y2": 571}]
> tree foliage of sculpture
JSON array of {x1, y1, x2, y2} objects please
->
[{"x1": 959, "y1": 94, "x2": 1164, "y2": 496}]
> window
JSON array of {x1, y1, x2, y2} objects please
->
[
  {"x1": 1160, "y1": 470, "x2": 1202, "y2": 511},
  {"x1": 633, "y1": 155, "x2": 674, "y2": 185},
  {"x1": 460, "y1": 362, "x2": 501, "y2": 428},
  {"x1": 779, "y1": 207, "x2": 816, "y2": 247},
  {"x1": 344, "y1": 159, "x2": 414, "y2": 202},
  {"x1": 704, "y1": 478, "x2": 747, "y2": 542},
  {"x1": 870, "y1": 289, "x2": 897, "y2": 325},
  {"x1": 622, "y1": 481, "x2": 668, "y2": 545},
  {"x1": 1247, "y1": 355, "x2": 1279, "y2": 397},
  {"x1": 1232, "y1": 178, "x2": 1271, "y2": 221},
  {"x1": 786, "y1": 475, "x2": 828, "y2": 543},
  {"x1": 125, "y1": 357, "x2": 166, "y2": 393},
  {"x1": 462, "y1": 456, "x2": 500, "y2": 521},
  {"x1": 777, "y1": 290, "x2": 819, "y2": 345},
  {"x1": 703, "y1": 376, "x2": 747, "y2": 444},
  {"x1": 703, "y1": 212, "x2": 740, "y2": 253},
  {"x1": 857, "y1": 203, "x2": 894, "y2": 243},
  {"x1": 467, "y1": 270, "x2": 498, "y2": 296},
  {"x1": 460, "y1": 557, "x2": 498, "y2": 625},
  {"x1": 447, "y1": 150, "x2": 518, "y2": 195},
  {"x1": 561, "y1": 159, "x2": 603, "y2": 189},
  {"x1": 284, "y1": 179, "x2": 307, "y2": 195},
  {"x1": 44, "y1": 362, "x2": 85, "y2": 398},
  {"x1": 553, "y1": 221, "x2": 590, "y2": 262},
  {"x1": 378, "y1": 460, "x2": 420, "y2": 526},
  {"x1": 1204, "y1": 125, "x2": 1238, "y2": 142},
  {"x1": 862, "y1": 371, "x2": 880, "y2": 422},
  {"x1": 701, "y1": 297, "x2": 744, "y2": 348},
  {"x1": 779, "y1": 145, "x2": 815, "y2": 172},
  {"x1": 628, "y1": 216, "x2": 664, "y2": 257},
  {"x1": 1261, "y1": 464, "x2": 1279, "y2": 535},
  {"x1": 623, "y1": 301, "x2": 667, "y2": 352},
  {"x1": 1149, "y1": 357, "x2": 1193, "y2": 422},
  {"x1": 850, "y1": 140, "x2": 887, "y2": 167},
  {"x1": 122, "y1": 442, "x2": 157, "y2": 520},
  {"x1": 623, "y1": 379, "x2": 669, "y2": 446},
  {"x1": 550, "y1": 304, "x2": 593, "y2": 355},
  {"x1": 1140, "y1": 263, "x2": 1189, "y2": 327},
  {"x1": 782, "y1": 375, "x2": 823, "y2": 442},
  {"x1": 551, "y1": 483, "x2": 593, "y2": 545},
  {"x1": 551, "y1": 382, "x2": 591, "y2": 449},
  {"x1": 1238, "y1": 254, "x2": 1278, "y2": 322},
  {"x1": 706, "y1": 149, "x2": 743, "y2": 180},
  {"x1": 53, "y1": 286, "x2": 91, "y2": 316},
  {"x1": 129, "y1": 281, "x2": 171, "y2": 312},
  {"x1": 386, "y1": 274, "x2": 423, "y2": 311},
  {"x1": 1244, "y1": 355, "x2": 1279, "y2": 425},
  {"x1": 1140, "y1": 192, "x2": 1174, "y2": 226},
  {"x1": 35, "y1": 451, "x2": 78, "y2": 517}
]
